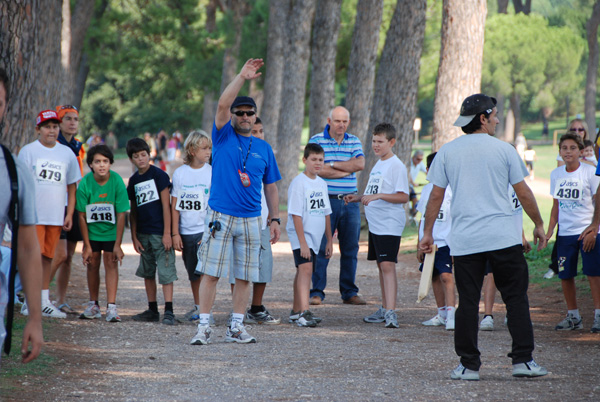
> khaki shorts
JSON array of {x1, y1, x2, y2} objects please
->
[{"x1": 135, "y1": 233, "x2": 177, "y2": 285}]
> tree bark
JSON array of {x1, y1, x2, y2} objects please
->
[
  {"x1": 513, "y1": 0, "x2": 531, "y2": 14},
  {"x1": 431, "y1": 0, "x2": 487, "y2": 151},
  {"x1": 261, "y1": 0, "x2": 289, "y2": 148},
  {"x1": 202, "y1": 92, "x2": 217, "y2": 134},
  {"x1": 585, "y1": 1, "x2": 600, "y2": 139},
  {"x1": 510, "y1": 92, "x2": 521, "y2": 140},
  {"x1": 358, "y1": 0, "x2": 426, "y2": 193},
  {"x1": 276, "y1": 0, "x2": 316, "y2": 202},
  {"x1": 345, "y1": 0, "x2": 383, "y2": 145},
  {"x1": 0, "y1": 1, "x2": 62, "y2": 151},
  {"x1": 219, "y1": 0, "x2": 252, "y2": 94},
  {"x1": 308, "y1": 0, "x2": 342, "y2": 139},
  {"x1": 495, "y1": 94, "x2": 506, "y2": 140},
  {"x1": 497, "y1": 0, "x2": 509, "y2": 13}
]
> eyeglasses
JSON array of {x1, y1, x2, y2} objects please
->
[
  {"x1": 572, "y1": 128, "x2": 585, "y2": 132},
  {"x1": 59, "y1": 105, "x2": 78, "y2": 111},
  {"x1": 233, "y1": 110, "x2": 256, "y2": 117}
]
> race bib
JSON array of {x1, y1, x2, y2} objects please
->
[
  {"x1": 134, "y1": 180, "x2": 159, "y2": 207},
  {"x1": 509, "y1": 189, "x2": 522, "y2": 212},
  {"x1": 306, "y1": 189, "x2": 327, "y2": 216},
  {"x1": 553, "y1": 179, "x2": 583, "y2": 201},
  {"x1": 364, "y1": 174, "x2": 382, "y2": 195},
  {"x1": 86, "y1": 204, "x2": 115, "y2": 224},
  {"x1": 35, "y1": 159, "x2": 66, "y2": 185},
  {"x1": 176, "y1": 190, "x2": 205, "y2": 212},
  {"x1": 436, "y1": 209, "x2": 447, "y2": 222}
]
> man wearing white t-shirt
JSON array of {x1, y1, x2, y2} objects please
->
[{"x1": 421, "y1": 94, "x2": 548, "y2": 380}]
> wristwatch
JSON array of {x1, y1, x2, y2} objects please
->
[
  {"x1": 270, "y1": 218, "x2": 281, "y2": 225},
  {"x1": 330, "y1": 161, "x2": 335, "y2": 168}
]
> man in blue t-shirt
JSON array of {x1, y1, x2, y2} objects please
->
[{"x1": 191, "y1": 58, "x2": 281, "y2": 345}]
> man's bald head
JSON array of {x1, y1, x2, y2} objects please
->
[{"x1": 327, "y1": 106, "x2": 350, "y2": 139}]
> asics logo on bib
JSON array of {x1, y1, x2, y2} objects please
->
[
  {"x1": 309, "y1": 191, "x2": 324, "y2": 198},
  {"x1": 137, "y1": 183, "x2": 152, "y2": 191},
  {"x1": 90, "y1": 205, "x2": 113, "y2": 213},
  {"x1": 180, "y1": 192, "x2": 200, "y2": 199},
  {"x1": 41, "y1": 161, "x2": 62, "y2": 170},
  {"x1": 559, "y1": 181, "x2": 577, "y2": 187}
]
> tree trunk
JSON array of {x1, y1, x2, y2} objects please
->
[
  {"x1": 308, "y1": 0, "x2": 342, "y2": 139},
  {"x1": 219, "y1": 0, "x2": 252, "y2": 94},
  {"x1": 0, "y1": 1, "x2": 62, "y2": 151},
  {"x1": 276, "y1": 0, "x2": 316, "y2": 202},
  {"x1": 202, "y1": 92, "x2": 217, "y2": 134},
  {"x1": 495, "y1": 93, "x2": 506, "y2": 140},
  {"x1": 510, "y1": 92, "x2": 521, "y2": 141},
  {"x1": 358, "y1": 0, "x2": 426, "y2": 193},
  {"x1": 345, "y1": 0, "x2": 384, "y2": 145},
  {"x1": 431, "y1": 0, "x2": 487, "y2": 151},
  {"x1": 585, "y1": 1, "x2": 600, "y2": 139},
  {"x1": 261, "y1": 0, "x2": 289, "y2": 149},
  {"x1": 513, "y1": 0, "x2": 531, "y2": 14},
  {"x1": 498, "y1": 0, "x2": 509, "y2": 13}
]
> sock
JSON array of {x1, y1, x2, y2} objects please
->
[
  {"x1": 231, "y1": 313, "x2": 244, "y2": 326},
  {"x1": 438, "y1": 307, "x2": 447, "y2": 319},
  {"x1": 250, "y1": 305, "x2": 265, "y2": 314},
  {"x1": 108, "y1": 303, "x2": 116, "y2": 309},
  {"x1": 42, "y1": 289, "x2": 50, "y2": 304},
  {"x1": 568, "y1": 309, "x2": 581, "y2": 319},
  {"x1": 595, "y1": 309, "x2": 600, "y2": 320},
  {"x1": 199, "y1": 313, "x2": 210, "y2": 325},
  {"x1": 165, "y1": 302, "x2": 173, "y2": 313},
  {"x1": 194, "y1": 304, "x2": 200, "y2": 311},
  {"x1": 149, "y1": 301, "x2": 159, "y2": 313},
  {"x1": 446, "y1": 306, "x2": 456, "y2": 320}
]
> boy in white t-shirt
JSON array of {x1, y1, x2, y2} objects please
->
[
  {"x1": 546, "y1": 133, "x2": 600, "y2": 333},
  {"x1": 18, "y1": 110, "x2": 81, "y2": 319},
  {"x1": 345, "y1": 123, "x2": 409, "y2": 328},
  {"x1": 287, "y1": 143, "x2": 332, "y2": 327},
  {"x1": 416, "y1": 152, "x2": 456, "y2": 331},
  {"x1": 171, "y1": 131, "x2": 212, "y2": 323}
]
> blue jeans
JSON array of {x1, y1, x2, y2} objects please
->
[{"x1": 311, "y1": 198, "x2": 360, "y2": 301}]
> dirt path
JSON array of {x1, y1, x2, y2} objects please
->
[{"x1": 2, "y1": 160, "x2": 599, "y2": 401}]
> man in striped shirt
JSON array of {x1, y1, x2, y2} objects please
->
[{"x1": 308, "y1": 106, "x2": 366, "y2": 305}]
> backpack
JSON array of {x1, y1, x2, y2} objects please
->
[{"x1": 1, "y1": 144, "x2": 19, "y2": 355}]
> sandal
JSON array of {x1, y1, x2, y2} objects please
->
[{"x1": 58, "y1": 303, "x2": 78, "y2": 315}]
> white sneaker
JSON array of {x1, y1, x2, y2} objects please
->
[
  {"x1": 450, "y1": 363, "x2": 480, "y2": 381},
  {"x1": 422, "y1": 314, "x2": 445, "y2": 326},
  {"x1": 42, "y1": 301, "x2": 67, "y2": 318},
  {"x1": 20, "y1": 302, "x2": 29, "y2": 316},
  {"x1": 225, "y1": 322, "x2": 256, "y2": 343},
  {"x1": 79, "y1": 301, "x2": 102, "y2": 319},
  {"x1": 190, "y1": 324, "x2": 212, "y2": 345},
  {"x1": 543, "y1": 269, "x2": 555, "y2": 279},
  {"x1": 512, "y1": 360, "x2": 548, "y2": 377},
  {"x1": 106, "y1": 305, "x2": 121, "y2": 322},
  {"x1": 480, "y1": 315, "x2": 494, "y2": 331},
  {"x1": 445, "y1": 318, "x2": 455, "y2": 331}
]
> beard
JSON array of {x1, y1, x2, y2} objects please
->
[{"x1": 233, "y1": 121, "x2": 252, "y2": 134}]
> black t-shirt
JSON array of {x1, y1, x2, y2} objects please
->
[{"x1": 127, "y1": 165, "x2": 171, "y2": 235}]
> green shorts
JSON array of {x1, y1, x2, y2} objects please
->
[{"x1": 135, "y1": 233, "x2": 177, "y2": 285}]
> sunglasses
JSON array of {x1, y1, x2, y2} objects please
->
[
  {"x1": 572, "y1": 128, "x2": 585, "y2": 132},
  {"x1": 59, "y1": 104, "x2": 78, "y2": 111},
  {"x1": 233, "y1": 110, "x2": 256, "y2": 117}
]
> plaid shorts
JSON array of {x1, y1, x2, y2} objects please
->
[{"x1": 198, "y1": 209, "x2": 261, "y2": 282}]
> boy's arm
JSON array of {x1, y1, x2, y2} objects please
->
[
  {"x1": 546, "y1": 199, "x2": 559, "y2": 239},
  {"x1": 113, "y1": 212, "x2": 126, "y2": 264},
  {"x1": 579, "y1": 182, "x2": 600, "y2": 242},
  {"x1": 171, "y1": 196, "x2": 183, "y2": 251},
  {"x1": 416, "y1": 220, "x2": 425, "y2": 263},
  {"x1": 79, "y1": 211, "x2": 93, "y2": 265},
  {"x1": 63, "y1": 183, "x2": 77, "y2": 231},
  {"x1": 420, "y1": 185, "x2": 445, "y2": 254},
  {"x1": 522, "y1": 229, "x2": 532, "y2": 253},
  {"x1": 264, "y1": 182, "x2": 280, "y2": 244},
  {"x1": 512, "y1": 180, "x2": 547, "y2": 250},
  {"x1": 292, "y1": 215, "x2": 311, "y2": 259},
  {"x1": 129, "y1": 203, "x2": 144, "y2": 254},
  {"x1": 361, "y1": 191, "x2": 409, "y2": 206},
  {"x1": 160, "y1": 187, "x2": 172, "y2": 250},
  {"x1": 17, "y1": 224, "x2": 43, "y2": 363},
  {"x1": 324, "y1": 215, "x2": 333, "y2": 259}
]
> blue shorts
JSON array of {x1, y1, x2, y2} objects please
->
[
  {"x1": 419, "y1": 245, "x2": 452, "y2": 276},
  {"x1": 557, "y1": 234, "x2": 600, "y2": 279}
]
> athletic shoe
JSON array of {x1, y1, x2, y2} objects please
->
[
  {"x1": 445, "y1": 318, "x2": 455, "y2": 331},
  {"x1": 554, "y1": 314, "x2": 583, "y2": 331},
  {"x1": 385, "y1": 310, "x2": 399, "y2": 328},
  {"x1": 106, "y1": 305, "x2": 121, "y2": 322},
  {"x1": 450, "y1": 363, "x2": 480, "y2": 381},
  {"x1": 245, "y1": 308, "x2": 281, "y2": 325},
  {"x1": 543, "y1": 269, "x2": 555, "y2": 279},
  {"x1": 480, "y1": 315, "x2": 494, "y2": 331},
  {"x1": 184, "y1": 306, "x2": 200, "y2": 322},
  {"x1": 422, "y1": 314, "x2": 445, "y2": 327},
  {"x1": 190, "y1": 324, "x2": 212, "y2": 345},
  {"x1": 132, "y1": 309, "x2": 160, "y2": 322},
  {"x1": 79, "y1": 302, "x2": 101, "y2": 320},
  {"x1": 591, "y1": 317, "x2": 600, "y2": 333},
  {"x1": 363, "y1": 306, "x2": 386, "y2": 323},
  {"x1": 20, "y1": 302, "x2": 29, "y2": 316},
  {"x1": 512, "y1": 360, "x2": 548, "y2": 378},
  {"x1": 289, "y1": 310, "x2": 322, "y2": 323},
  {"x1": 225, "y1": 322, "x2": 257, "y2": 343},
  {"x1": 296, "y1": 310, "x2": 318, "y2": 327},
  {"x1": 162, "y1": 310, "x2": 176, "y2": 325},
  {"x1": 42, "y1": 301, "x2": 67, "y2": 318}
]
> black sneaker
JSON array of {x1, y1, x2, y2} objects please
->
[
  {"x1": 132, "y1": 309, "x2": 160, "y2": 322},
  {"x1": 162, "y1": 310, "x2": 175, "y2": 325}
]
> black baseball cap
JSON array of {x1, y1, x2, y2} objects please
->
[
  {"x1": 453, "y1": 94, "x2": 497, "y2": 127},
  {"x1": 230, "y1": 96, "x2": 257, "y2": 111}
]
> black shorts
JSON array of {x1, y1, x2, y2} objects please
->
[
  {"x1": 367, "y1": 232, "x2": 400, "y2": 263},
  {"x1": 59, "y1": 207, "x2": 83, "y2": 242},
  {"x1": 90, "y1": 240, "x2": 116, "y2": 253},
  {"x1": 292, "y1": 249, "x2": 316, "y2": 269}
]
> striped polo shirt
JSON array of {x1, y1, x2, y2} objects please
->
[{"x1": 308, "y1": 125, "x2": 364, "y2": 195}]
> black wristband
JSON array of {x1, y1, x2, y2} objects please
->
[{"x1": 270, "y1": 218, "x2": 281, "y2": 225}]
